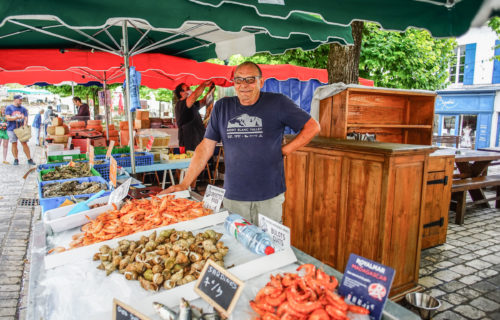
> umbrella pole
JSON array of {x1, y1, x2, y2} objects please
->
[
  {"x1": 122, "y1": 21, "x2": 136, "y2": 175},
  {"x1": 103, "y1": 73, "x2": 110, "y2": 141}
]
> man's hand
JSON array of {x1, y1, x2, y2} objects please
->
[{"x1": 158, "y1": 183, "x2": 189, "y2": 195}]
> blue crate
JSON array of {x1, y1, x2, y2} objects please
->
[
  {"x1": 37, "y1": 160, "x2": 88, "y2": 172},
  {"x1": 40, "y1": 193, "x2": 110, "y2": 214},
  {"x1": 93, "y1": 161, "x2": 111, "y2": 181},
  {"x1": 110, "y1": 152, "x2": 154, "y2": 168},
  {"x1": 39, "y1": 176, "x2": 110, "y2": 212}
]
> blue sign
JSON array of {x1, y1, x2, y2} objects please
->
[{"x1": 338, "y1": 254, "x2": 395, "y2": 320}]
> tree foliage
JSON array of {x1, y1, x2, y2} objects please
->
[
  {"x1": 489, "y1": 17, "x2": 500, "y2": 61},
  {"x1": 214, "y1": 23, "x2": 456, "y2": 90},
  {"x1": 359, "y1": 23, "x2": 456, "y2": 90}
]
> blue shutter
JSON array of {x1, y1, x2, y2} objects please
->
[
  {"x1": 492, "y1": 40, "x2": 500, "y2": 84},
  {"x1": 464, "y1": 43, "x2": 476, "y2": 85}
]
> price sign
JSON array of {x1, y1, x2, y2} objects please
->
[
  {"x1": 86, "y1": 138, "x2": 91, "y2": 156},
  {"x1": 194, "y1": 260, "x2": 244, "y2": 317},
  {"x1": 110, "y1": 156, "x2": 118, "y2": 188},
  {"x1": 112, "y1": 298, "x2": 150, "y2": 320},
  {"x1": 108, "y1": 178, "x2": 132, "y2": 205},
  {"x1": 89, "y1": 145, "x2": 95, "y2": 168},
  {"x1": 146, "y1": 135, "x2": 154, "y2": 152},
  {"x1": 338, "y1": 254, "x2": 395, "y2": 320},
  {"x1": 66, "y1": 137, "x2": 72, "y2": 149},
  {"x1": 202, "y1": 185, "x2": 226, "y2": 212},
  {"x1": 63, "y1": 155, "x2": 73, "y2": 161},
  {"x1": 106, "y1": 140, "x2": 116, "y2": 159},
  {"x1": 258, "y1": 214, "x2": 290, "y2": 252}
]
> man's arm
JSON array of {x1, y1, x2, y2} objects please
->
[
  {"x1": 281, "y1": 117, "x2": 320, "y2": 156},
  {"x1": 186, "y1": 80, "x2": 212, "y2": 108},
  {"x1": 159, "y1": 138, "x2": 217, "y2": 194}
]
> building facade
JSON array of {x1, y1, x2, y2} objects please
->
[{"x1": 435, "y1": 25, "x2": 500, "y2": 149}]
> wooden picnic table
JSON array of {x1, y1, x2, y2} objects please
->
[{"x1": 434, "y1": 149, "x2": 500, "y2": 210}]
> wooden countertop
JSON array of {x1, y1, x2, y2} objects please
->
[{"x1": 286, "y1": 135, "x2": 436, "y2": 155}]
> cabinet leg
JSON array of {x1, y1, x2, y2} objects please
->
[
  {"x1": 455, "y1": 191, "x2": 466, "y2": 225},
  {"x1": 496, "y1": 186, "x2": 500, "y2": 209}
]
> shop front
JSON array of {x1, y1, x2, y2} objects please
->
[{"x1": 434, "y1": 89, "x2": 496, "y2": 149}]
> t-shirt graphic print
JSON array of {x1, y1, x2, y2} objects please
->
[{"x1": 227, "y1": 114, "x2": 263, "y2": 139}]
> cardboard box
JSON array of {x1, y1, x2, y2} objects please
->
[
  {"x1": 55, "y1": 126, "x2": 65, "y2": 136},
  {"x1": 52, "y1": 117, "x2": 63, "y2": 126},
  {"x1": 136, "y1": 110, "x2": 149, "y2": 120},
  {"x1": 119, "y1": 121, "x2": 129, "y2": 130},
  {"x1": 134, "y1": 119, "x2": 150, "y2": 129},
  {"x1": 120, "y1": 130, "x2": 130, "y2": 146}
]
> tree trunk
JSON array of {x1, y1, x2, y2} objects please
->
[{"x1": 327, "y1": 21, "x2": 364, "y2": 84}]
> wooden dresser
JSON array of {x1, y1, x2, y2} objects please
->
[{"x1": 283, "y1": 137, "x2": 435, "y2": 297}]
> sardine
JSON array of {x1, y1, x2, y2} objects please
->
[
  {"x1": 178, "y1": 298, "x2": 192, "y2": 320},
  {"x1": 153, "y1": 301, "x2": 177, "y2": 320}
]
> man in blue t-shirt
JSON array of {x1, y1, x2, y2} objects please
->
[
  {"x1": 5, "y1": 95, "x2": 35, "y2": 165},
  {"x1": 161, "y1": 62, "x2": 320, "y2": 223}
]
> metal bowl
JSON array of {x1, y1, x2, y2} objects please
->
[{"x1": 405, "y1": 292, "x2": 441, "y2": 320}]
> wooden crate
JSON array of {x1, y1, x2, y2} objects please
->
[{"x1": 319, "y1": 87, "x2": 436, "y2": 145}]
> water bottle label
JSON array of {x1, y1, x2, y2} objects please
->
[{"x1": 229, "y1": 218, "x2": 252, "y2": 240}]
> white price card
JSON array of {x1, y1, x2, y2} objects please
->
[
  {"x1": 108, "y1": 177, "x2": 131, "y2": 205},
  {"x1": 202, "y1": 185, "x2": 226, "y2": 212},
  {"x1": 258, "y1": 214, "x2": 291, "y2": 252}
]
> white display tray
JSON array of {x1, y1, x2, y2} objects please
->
[
  {"x1": 43, "y1": 195, "x2": 112, "y2": 234},
  {"x1": 38, "y1": 219, "x2": 297, "y2": 320},
  {"x1": 47, "y1": 147, "x2": 81, "y2": 156},
  {"x1": 44, "y1": 207, "x2": 226, "y2": 270}
]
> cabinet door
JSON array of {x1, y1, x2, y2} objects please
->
[
  {"x1": 283, "y1": 151, "x2": 310, "y2": 253},
  {"x1": 339, "y1": 158, "x2": 384, "y2": 268},
  {"x1": 422, "y1": 158, "x2": 453, "y2": 249},
  {"x1": 308, "y1": 152, "x2": 344, "y2": 266}
]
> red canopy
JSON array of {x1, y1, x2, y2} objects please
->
[{"x1": 0, "y1": 49, "x2": 373, "y2": 88}]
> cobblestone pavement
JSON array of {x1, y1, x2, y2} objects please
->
[
  {"x1": 1, "y1": 141, "x2": 500, "y2": 319},
  {"x1": 414, "y1": 205, "x2": 500, "y2": 320},
  {"x1": 0, "y1": 135, "x2": 42, "y2": 320}
]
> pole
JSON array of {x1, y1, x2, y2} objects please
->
[
  {"x1": 122, "y1": 21, "x2": 136, "y2": 174},
  {"x1": 103, "y1": 72, "x2": 110, "y2": 141}
]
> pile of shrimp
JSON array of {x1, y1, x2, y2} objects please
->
[
  {"x1": 51, "y1": 195, "x2": 212, "y2": 253},
  {"x1": 250, "y1": 264, "x2": 370, "y2": 320}
]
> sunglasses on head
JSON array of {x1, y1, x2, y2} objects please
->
[{"x1": 233, "y1": 76, "x2": 260, "y2": 84}]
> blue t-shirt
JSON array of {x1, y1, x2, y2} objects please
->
[
  {"x1": 205, "y1": 92, "x2": 310, "y2": 201},
  {"x1": 5, "y1": 105, "x2": 28, "y2": 131}
]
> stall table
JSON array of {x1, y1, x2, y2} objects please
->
[
  {"x1": 124, "y1": 160, "x2": 191, "y2": 189},
  {"x1": 27, "y1": 215, "x2": 420, "y2": 320}
]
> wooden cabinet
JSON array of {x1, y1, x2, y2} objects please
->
[
  {"x1": 421, "y1": 151, "x2": 455, "y2": 249},
  {"x1": 318, "y1": 87, "x2": 436, "y2": 145},
  {"x1": 283, "y1": 137, "x2": 434, "y2": 297}
]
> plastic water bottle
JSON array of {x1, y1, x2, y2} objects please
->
[{"x1": 224, "y1": 214, "x2": 275, "y2": 255}]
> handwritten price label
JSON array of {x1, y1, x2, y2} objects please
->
[
  {"x1": 113, "y1": 298, "x2": 150, "y2": 320},
  {"x1": 194, "y1": 260, "x2": 244, "y2": 317},
  {"x1": 258, "y1": 214, "x2": 290, "y2": 252}
]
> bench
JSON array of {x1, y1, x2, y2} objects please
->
[
  {"x1": 433, "y1": 135, "x2": 461, "y2": 148},
  {"x1": 451, "y1": 175, "x2": 500, "y2": 225}
]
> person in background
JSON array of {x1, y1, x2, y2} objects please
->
[
  {"x1": 0, "y1": 106, "x2": 9, "y2": 164},
  {"x1": 72, "y1": 97, "x2": 90, "y2": 121},
  {"x1": 173, "y1": 81, "x2": 215, "y2": 151},
  {"x1": 32, "y1": 109, "x2": 44, "y2": 146},
  {"x1": 43, "y1": 106, "x2": 56, "y2": 137},
  {"x1": 161, "y1": 62, "x2": 320, "y2": 223},
  {"x1": 5, "y1": 95, "x2": 35, "y2": 165}
]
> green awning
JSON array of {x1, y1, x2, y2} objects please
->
[
  {"x1": 190, "y1": 0, "x2": 495, "y2": 38},
  {"x1": 0, "y1": 0, "x2": 354, "y2": 61}
]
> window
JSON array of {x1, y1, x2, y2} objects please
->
[{"x1": 449, "y1": 45, "x2": 466, "y2": 84}]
